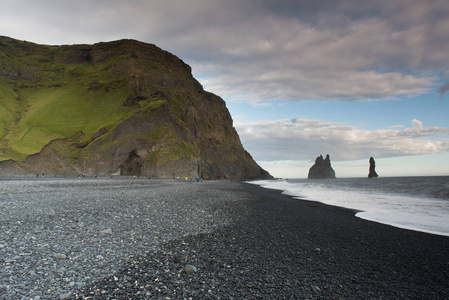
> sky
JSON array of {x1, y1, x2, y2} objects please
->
[{"x1": 1, "y1": 0, "x2": 449, "y2": 178}]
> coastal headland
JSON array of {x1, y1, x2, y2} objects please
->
[
  {"x1": 0, "y1": 36, "x2": 271, "y2": 180},
  {"x1": 0, "y1": 178, "x2": 447, "y2": 299}
]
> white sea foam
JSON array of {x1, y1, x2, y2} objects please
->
[{"x1": 251, "y1": 177, "x2": 449, "y2": 237}]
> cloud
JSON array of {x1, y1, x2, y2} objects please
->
[
  {"x1": 412, "y1": 119, "x2": 423, "y2": 128},
  {"x1": 235, "y1": 118, "x2": 449, "y2": 162},
  {"x1": 1, "y1": 0, "x2": 448, "y2": 103},
  {"x1": 174, "y1": 0, "x2": 448, "y2": 103},
  {"x1": 439, "y1": 82, "x2": 449, "y2": 99}
]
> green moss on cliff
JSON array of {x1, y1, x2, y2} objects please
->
[
  {"x1": 149, "y1": 145, "x2": 197, "y2": 166},
  {"x1": 0, "y1": 84, "x2": 133, "y2": 161}
]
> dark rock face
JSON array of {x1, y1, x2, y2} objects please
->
[
  {"x1": 308, "y1": 154, "x2": 336, "y2": 179},
  {"x1": 368, "y1": 157, "x2": 379, "y2": 178},
  {"x1": 0, "y1": 37, "x2": 273, "y2": 180}
]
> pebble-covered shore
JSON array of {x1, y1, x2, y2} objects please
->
[
  {"x1": 1, "y1": 177, "x2": 449, "y2": 299},
  {"x1": 0, "y1": 178, "x2": 246, "y2": 299}
]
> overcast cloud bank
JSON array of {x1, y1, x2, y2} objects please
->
[{"x1": 1, "y1": 0, "x2": 448, "y2": 103}]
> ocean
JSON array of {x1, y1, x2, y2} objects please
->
[{"x1": 251, "y1": 176, "x2": 449, "y2": 237}]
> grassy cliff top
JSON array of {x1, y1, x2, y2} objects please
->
[{"x1": 0, "y1": 37, "x2": 196, "y2": 161}]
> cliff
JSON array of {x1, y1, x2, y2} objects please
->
[
  {"x1": 308, "y1": 154, "x2": 336, "y2": 179},
  {"x1": 0, "y1": 36, "x2": 272, "y2": 179}
]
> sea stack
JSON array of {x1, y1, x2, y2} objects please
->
[
  {"x1": 368, "y1": 157, "x2": 379, "y2": 178},
  {"x1": 308, "y1": 154, "x2": 336, "y2": 179}
]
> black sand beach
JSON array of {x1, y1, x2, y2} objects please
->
[
  {"x1": 74, "y1": 180, "x2": 449, "y2": 299},
  {"x1": 1, "y1": 178, "x2": 448, "y2": 299}
]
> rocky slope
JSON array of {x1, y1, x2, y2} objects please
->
[{"x1": 0, "y1": 36, "x2": 272, "y2": 179}]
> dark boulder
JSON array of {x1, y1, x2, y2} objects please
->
[
  {"x1": 308, "y1": 154, "x2": 336, "y2": 179},
  {"x1": 368, "y1": 157, "x2": 379, "y2": 178}
]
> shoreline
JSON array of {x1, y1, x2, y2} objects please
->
[
  {"x1": 75, "y1": 180, "x2": 449, "y2": 299},
  {"x1": 251, "y1": 177, "x2": 449, "y2": 237},
  {"x1": 1, "y1": 178, "x2": 448, "y2": 299}
]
